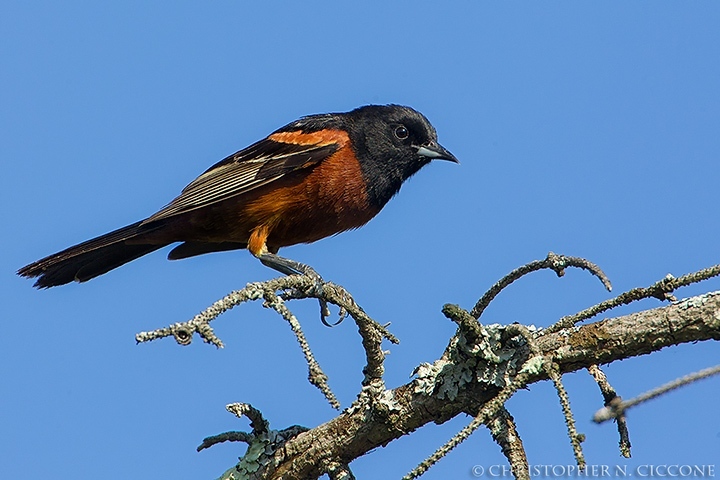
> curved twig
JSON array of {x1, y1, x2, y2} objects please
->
[
  {"x1": 471, "y1": 252, "x2": 611, "y2": 319},
  {"x1": 197, "y1": 431, "x2": 253, "y2": 452}
]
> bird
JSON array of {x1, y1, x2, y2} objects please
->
[{"x1": 18, "y1": 104, "x2": 458, "y2": 289}]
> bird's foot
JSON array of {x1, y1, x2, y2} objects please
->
[{"x1": 258, "y1": 253, "x2": 337, "y2": 324}]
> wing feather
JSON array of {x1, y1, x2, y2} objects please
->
[{"x1": 145, "y1": 138, "x2": 339, "y2": 222}]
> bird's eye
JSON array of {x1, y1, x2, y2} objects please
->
[{"x1": 394, "y1": 125, "x2": 409, "y2": 140}]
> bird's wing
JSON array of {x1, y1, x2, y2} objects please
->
[{"x1": 144, "y1": 132, "x2": 345, "y2": 223}]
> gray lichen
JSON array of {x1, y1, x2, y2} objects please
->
[{"x1": 413, "y1": 324, "x2": 534, "y2": 401}]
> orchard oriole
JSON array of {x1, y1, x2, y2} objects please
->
[{"x1": 18, "y1": 104, "x2": 457, "y2": 288}]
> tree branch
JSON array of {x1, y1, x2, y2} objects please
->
[{"x1": 224, "y1": 290, "x2": 720, "y2": 480}]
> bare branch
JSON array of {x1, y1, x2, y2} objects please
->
[
  {"x1": 593, "y1": 364, "x2": 720, "y2": 423},
  {"x1": 135, "y1": 275, "x2": 399, "y2": 406},
  {"x1": 471, "y1": 252, "x2": 611, "y2": 319},
  {"x1": 135, "y1": 276, "x2": 398, "y2": 345},
  {"x1": 587, "y1": 364, "x2": 631, "y2": 457}
]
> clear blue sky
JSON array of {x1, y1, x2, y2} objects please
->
[{"x1": 2, "y1": 2, "x2": 719, "y2": 479}]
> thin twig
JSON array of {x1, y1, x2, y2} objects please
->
[
  {"x1": 314, "y1": 282, "x2": 389, "y2": 385},
  {"x1": 197, "y1": 431, "x2": 253, "y2": 452},
  {"x1": 135, "y1": 275, "x2": 398, "y2": 406},
  {"x1": 262, "y1": 289, "x2": 340, "y2": 408},
  {"x1": 487, "y1": 407, "x2": 529, "y2": 480},
  {"x1": 587, "y1": 365, "x2": 631, "y2": 457},
  {"x1": 545, "y1": 264, "x2": 720, "y2": 334},
  {"x1": 278, "y1": 280, "x2": 394, "y2": 387},
  {"x1": 471, "y1": 252, "x2": 611, "y2": 319},
  {"x1": 594, "y1": 364, "x2": 720, "y2": 423},
  {"x1": 403, "y1": 366, "x2": 536, "y2": 480},
  {"x1": 546, "y1": 361, "x2": 585, "y2": 469}
]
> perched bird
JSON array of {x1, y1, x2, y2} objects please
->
[{"x1": 18, "y1": 104, "x2": 457, "y2": 288}]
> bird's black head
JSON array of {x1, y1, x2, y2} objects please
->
[{"x1": 343, "y1": 104, "x2": 458, "y2": 209}]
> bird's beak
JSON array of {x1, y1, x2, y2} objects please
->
[{"x1": 416, "y1": 141, "x2": 459, "y2": 163}]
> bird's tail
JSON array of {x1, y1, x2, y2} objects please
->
[{"x1": 18, "y1": 221, "x2": 167, "y2": 288}]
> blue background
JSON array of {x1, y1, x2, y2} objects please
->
[{"x1": 2, "y1": 2, "x2": 719, "y2": 478}]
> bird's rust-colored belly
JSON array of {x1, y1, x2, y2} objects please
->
[
  {"x1": 246, "y1": 146, "x2": 381, "y2": 252},
  {"x1": 170, "y1": 145, "x2": 381, "y2": 255}
]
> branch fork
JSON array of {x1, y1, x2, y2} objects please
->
[{"x1": 135, "y1": 274, "x2": 398, "y2": 408}]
